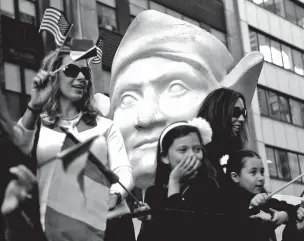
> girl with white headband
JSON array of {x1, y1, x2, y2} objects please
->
[{"x1": 135, "y1": 118, "x2": 227, "y2": 241}]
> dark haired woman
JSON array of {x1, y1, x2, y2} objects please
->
[
  {"x1": 14, "y1": 49, "x2": 134, "y2": 241},
  {"x1": 196, "y1": 87, "x2": 248, "y2": 189}
]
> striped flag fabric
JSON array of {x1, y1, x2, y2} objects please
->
[
  {"x1": 39, "y1": 7, "x2": 72, "y2": 46},
  {"x1": 90, "y1": 36, "x2": 104, "y2": 64}
]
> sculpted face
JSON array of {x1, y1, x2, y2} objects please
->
[
  {"x1": 111, "y1": 56, "x2": 218, "y2": 188},
  {"x1": 109, "y1": 10, "x2": 263, "y2": 188}
]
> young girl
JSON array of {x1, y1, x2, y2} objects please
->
[
  {"x1": 224, "y1": 150, "x2": 298, "y2": 241},
  {"x1": 136, "y1": 118, "x2": 227, "y2": 241}
]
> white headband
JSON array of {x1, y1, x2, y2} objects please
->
[{"x1": 159, "y1": 117, "x2": 213, "y2": 153}]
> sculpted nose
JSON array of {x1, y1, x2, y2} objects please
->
[{"x1": 135, "y1": 99, "x2": 165, "y2": 129}]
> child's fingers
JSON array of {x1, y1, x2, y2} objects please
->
[
  {"x1": 184, "y1": 157, "x2": 197, "y2": 171},
  {"x1": 256, "y1": 193, "x2": 268, "y2": 204},
  {"x1": 297, "y1": 208, "x2": 304, "y2": 220},
  {"x1": 178, "y1": 157, "x2": 189, "y2": 169}
]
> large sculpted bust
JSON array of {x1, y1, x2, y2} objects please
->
[{"x1": 109, "y1": 10, "x2": 264, "y2": 188}]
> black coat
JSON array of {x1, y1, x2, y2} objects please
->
[
  {"x1": 226, "y1": 185, "x2": 297, "y2": 241},
  {"x1": 0, "y1": 137, "x2": 47, "y2": 241},
  {"x1": 137, "y1": 173, "x2": 228, "y2": 241},
  {"x1": 282, "y1": 204, "x2": 304, "y2": 241}
]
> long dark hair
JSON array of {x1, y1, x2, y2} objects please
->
[
  {"x1": 41, "y1": 49, "x2": 98, "y2": 126},
  {"x1": 197, "y1": 88, "x2": 248, "y2": 160},
  {"x1": 154, "y1": 123, "x2": 203, "y2": 187}
]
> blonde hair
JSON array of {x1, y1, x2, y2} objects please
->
[{"x1": 41, "y1": 49, "x2": 98, "y2": 126}]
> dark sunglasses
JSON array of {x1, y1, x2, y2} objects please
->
[
  {"x1": 63, "y1": 64, "x2": 91, "y2": 80},
  {"x1": 232, "y1": 107, "x2": 247, "y2": 119}
]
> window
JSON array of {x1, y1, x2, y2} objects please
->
[
  {"x1": 0, "y1": 0, "x2": 15, "y2": 18},
  {"x1": 274, "y1": 0, "x2": 286, "y2": 18},
  {"x1": 270, "y1": 39, "x2": 283, "y2": 67},
  {"x1": 258, "y1": 88, "x2": 269, "y2": 115},
  {"x1": 285, "y1": 0, "x2": 297, "y2": 24},
  {"x1": 275, "y1": 149, "x2": 291, "y2": 180},
  {"x1": 250, "y1": 29, "x2": 304, "y2": 76},
  {"x1": 148, "y1": 1, "x2": 200, "y2": 27},
  {"x1": 281, "y1": 44, "x2": 293, "y2": 70},
  {"x1": 278, "y1": 95, "x2": 291, "y2": 123},
  {"x1": 298, "y1": 155, "x2": 304, "y2": 182},
  {"x1": 250, "y1": 0, "x2": 304, "y2": 29},
  {"x1": 264, "y1": 0, "x2": 276, "y2": 13},
  {"x1": 266, "y1": 146, "x2": 304, "y2": 183},
  {"x1": 4, "y1": 63, "x2": 21, "y2": 92},
  {"x1": 290, "y1": 99, "x2": 304, "y2": 127},
  {"x1": 266, "y1": 146, "x2": 278, "y2": 177},
  {"x1": 258, "y1": 34, "x2": 272, "y2": 62},
  {"x1": 249, "y1": 31, "x2": 259, "y2": 51},
  {"x1": 258, "y1": 86, "x2": 304, "y2": 126},
  {"x1": 97, "y1": 2, "x2": 117, "y2": 32},
  {"x1": 129, "y1": 0, "x2": 148, "y2": 17},
  {"x1": 266, "y1": 90, "x2": 280, "y2": 120},
  {"x1": 296, "y1": 4, "x2": 304, "y2": 27},
  {"x1": 19, "y1": 0, "x2": 36, "y2": 25},
  {"x1": 50, "y1": 0, "x2": 64, "y2": 11},
  {"x1": 292, "y1": 49, "x2": 304, "y2": 76},
  {"x1": 5, "y1": 91, "x2": 23, "y2": 121},
  {"x1": 288, "y1": 152, "x2": 301, "y2": 180}
]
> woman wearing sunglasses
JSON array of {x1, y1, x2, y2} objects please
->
[
  {"x1": 13, "y1": 48, "x2": 134, "y2": 241},
  {"x1": 194, "y1": 88, "x2": 248, "y2": 240},
  {"x1": 196, "y1": 88, "x2": 248, "y2": 186}
]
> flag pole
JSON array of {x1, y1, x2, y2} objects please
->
[
  {"x1": 268, "y1": 172, "x2": 304, "y2": 199},
  {"x1": 51, "y1": 46, "x2": 97, "y2": 74},
  {"x1": 44, "y1": 24, "x2": 73, "y2": 73}
]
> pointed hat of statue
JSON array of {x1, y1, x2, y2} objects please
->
[{"x1": 109, "y1": 10, "x2": 264, "y2": 108}]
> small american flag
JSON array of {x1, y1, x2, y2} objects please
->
[
  {"x1": 90, "y1": 36, "x2": 104, "y2": 64},
  {"x1": 39, "y1": 7, "x2": 72, "y2": 46}
]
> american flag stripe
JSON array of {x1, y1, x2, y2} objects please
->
[
  {"x1": 40, "y1": 21, "x2": 65, "y2": 45},
  {"x1": 90, "y1": 37, "x2": 104, "y2": 64},
  {"x1": 39, "y1": 8, "x2": 71, "y2": 46},
  {"x1": 91, "y1": 48, "x2": 103, "y2": 64}
]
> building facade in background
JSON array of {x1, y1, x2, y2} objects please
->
[
  {"x1": 231, "y1": 0, "x2": 304, "y2": 197},
  {"x1": 1, "y1": 0, "x2": 303, "y2": 197}
]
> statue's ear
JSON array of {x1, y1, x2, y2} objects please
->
[
  {"x1": 221, "y1": 51, "x2": 264, "y2": 108},
  {"x1": 93, "y1": 93, "x2": 111, "y2": 118}
]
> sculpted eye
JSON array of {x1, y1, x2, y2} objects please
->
[
  {"x1": 168, "y1": 81, "x2": 190, "y2": 97},
  {"x1": 120, "y1": 93, "x2": 137, "y2": 108}
]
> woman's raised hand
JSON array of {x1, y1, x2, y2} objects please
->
[{"x1": 28, "y1": 69, "x2": 53, "y2": 110}]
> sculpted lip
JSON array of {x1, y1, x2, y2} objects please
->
[{"x1": 133, "y1": 138, "x2": 159, "y2": 149}]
